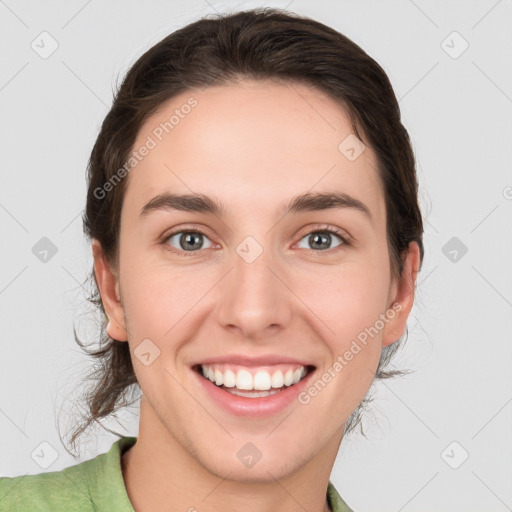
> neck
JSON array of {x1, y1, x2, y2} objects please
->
[{"x1": 121, "y1": 397, "x2": 341, "y2": 512}]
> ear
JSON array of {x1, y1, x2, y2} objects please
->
[
  {"x1": 382, "y1": 241, "x2": 421, "y2": 348},
  {"x1": 92, "y1": 239, "x2": 128, "y2": 342}
]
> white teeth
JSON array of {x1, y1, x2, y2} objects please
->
[
  {"x1": 253, "y1": 371, "x2": 272, "y2": 391},
  {"x1": 293, "y1": 368, "x2": 304, "y2": 384},
  {"x1": 223, "y1": 369, "x2": 236, "y2": 388},
  {"x1": 214, "y1": 369, "x2": 223, "y2": 386},
  {"x1": 236, "y1": 369, "x2": 253, "y2": 390},
  {"x1": 271, "y1": 370, "x2": 284, "y2": 388},
  {"x1": 199, "y1": 364, "x2": 309, "y2": 391}
]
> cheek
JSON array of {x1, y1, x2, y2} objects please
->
[
  {"x1": 298, "y1": 267, "x2": 388, "y2": 415},
  {"x1": 120, "y1": 249, "x2": 213, "y2": 342},
  {"x1": 297, "y1": 261, "x2": 390, "y2": 340}
]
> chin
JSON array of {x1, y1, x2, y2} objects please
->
[{"x1": 194, "y1": 439, "x2": 316, "y2": 483}]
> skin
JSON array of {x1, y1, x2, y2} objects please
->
[{"x1": 93, "y1": 78, "x2": 420, "y2": 512}]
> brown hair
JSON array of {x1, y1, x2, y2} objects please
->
[{"x1": 62, "y1": 7, "x2": 424, "y2": 456}]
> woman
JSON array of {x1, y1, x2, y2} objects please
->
[{"x1": 0, "y1": 8, "x2": 423, "y2": 511}]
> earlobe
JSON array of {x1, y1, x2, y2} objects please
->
[
  {"x1": 382, "y1": 241, "x2": 421, "y2": 348},
  {"x1": 106, "y1": 319, "x2": 127, "y2": 342},
  {"x1": 92, "y1": 239, "x2": 128, "y2": 342}
]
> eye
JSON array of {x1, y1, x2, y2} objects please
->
[
  {"x1": 164, "y1": 230, "x2": 214, "y2": 253},
  {"x1": 162, "y1": 225, "x2": 349, "y2": 256},
  {"x1": 296, "y1": 228, "x2": 347, "y2": 251}
]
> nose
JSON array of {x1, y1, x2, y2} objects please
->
[{"x1": 215, "y1": 244, "x2": 293, "y2": 340}]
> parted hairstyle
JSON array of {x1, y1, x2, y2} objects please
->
[{"x1": 62, "y1": 7, "x2": 424, "y2": 456}]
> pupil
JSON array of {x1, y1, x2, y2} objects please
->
[
  {"x1": 181, "y1": 232, "x2": 202, "y2": 250},
  {"x1": 311, "y1": 232, "x2": 330, "y2": 250}
]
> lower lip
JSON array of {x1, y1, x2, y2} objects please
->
[{"x1": 193, "y1": 367, "x2": 315, "y2": 418}]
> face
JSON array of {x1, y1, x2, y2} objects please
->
[{"x1": 95, "y1": 78, "x2": 419, "y2": 482}]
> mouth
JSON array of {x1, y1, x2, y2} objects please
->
[{"x1": 193, "y1": 363, "x2": 316, "y2": 398}]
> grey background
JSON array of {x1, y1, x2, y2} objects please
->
[{"x1": 1, "y1": 1, "x2": 511, "y2": 511}]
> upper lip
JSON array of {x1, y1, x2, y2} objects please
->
[{"x1": 193, "y1": 354, "x2": 315, "y2": 367}]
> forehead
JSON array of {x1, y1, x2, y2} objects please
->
[{"x1": 123, "y1": 79, "x2": 385, "y2": 223}]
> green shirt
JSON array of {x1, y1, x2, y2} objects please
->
[{"x1": 0, "y1": 436, "x2": 354, "y2": 511}]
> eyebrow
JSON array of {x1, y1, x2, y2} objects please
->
[{"x1": 140, "y1": 191, "x2": 372, "y2": 221}]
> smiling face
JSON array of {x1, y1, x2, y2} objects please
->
[{"x1": 94, "y1": 78, "x2": 419, "y2": 482}]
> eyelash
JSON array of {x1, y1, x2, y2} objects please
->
[{"x1": 161, "y1": 224, "x2": 350, "y2": 257}]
